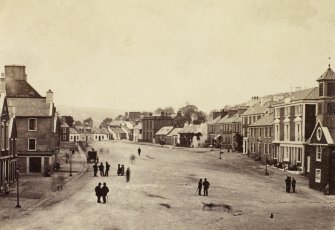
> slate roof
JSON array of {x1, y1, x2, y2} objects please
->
[
  {"x1": 5, "y1": 79, "x2": 42, "y2": 97},
  {"x1": 7, "y1": 97, "x2": 51, "y2": 117},
  {"x1": 285, "y1": 87, "x2": 318, "y2": 102},
  {"x1": 156, "y1": 126, "x2": 174, "y2": 135},
  {"x1": 232, "y1": 116, "x2": 242, "y2": 123},
  {"x1": 61, "y1": 121, "x2": 69, "y2": 128},
  {"x1": 92, "y1": 127, "x2": 109, "y2": 134},
  {"x1": 167, "y1": 128, "x2": 182, "y2": 137},
  {"x1": 179, "y1": 125, "x2": 201, "y2": 134},
  {"x1": 207, "y1": 116, "x2": 221, "y2": 125},
  {"x1": 242, "y1": 101, "x2": 271, "y2": 116},
  {"x1": 69, "y1": 127, "x2": 79, "y2": 134},
  {"x1": 217, "y1": 114, "x2": 229, "y2": 124},
  {"x1": 317, "y1": 67, "x2": 335, "y2": 81},
  {"x1": 110, "y1": 127, "x2": 126, "y2": 134},
  {"x1": 223, "y1": 114, "x2": 239, "y2": 124},
  {"x1": 249, "y1": 114, "x2": 274, "y2": 127}
]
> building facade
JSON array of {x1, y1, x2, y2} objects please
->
[{"x1": 142, "y1": 111, "x2": 173, "y2": 143}]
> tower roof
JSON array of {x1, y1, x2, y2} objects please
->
[{"x1": 317, "y1": 67, "x2": 335, "y2": 81}]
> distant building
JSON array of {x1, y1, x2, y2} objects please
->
[
  {"x1": 142, "y1": 111, "x2": 173, "y2": 143},
  {"x1": 128, "y1": 112, "x2": 141, "y2": 121},
  {"x1": 133, "y1": 122, "x2": 142, "y2": 142},
  {"x1": 155, "y1": 126, "x2": 174, "y2": 144}
]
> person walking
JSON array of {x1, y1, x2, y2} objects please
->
[
  {"x1": 285, "y1": 176, "x2": 291, "y2": 193},
  {"x1": 197, "y1": 179, "x2": 202, "y2": 196},
  {"x1": 138, "y1": 147, "x2": 141, "y2": 156},
  {"x1": 117, "y1": 164, "x2": 121, "y2": 176},
  {"x1": 95, "y1": 183, "x2": 102, "y2": 203},
  {"x1": 4, "y1": 178, "x2": 9, "y2": 197},
  {"x1": 101, "y1": 182, "x2": 109, "y2": 204},
  {"x1": 105, "y1": 161, "x2": 110, "y2": 177},
  {"x1": 121, "y1": 165, "x2": 125, "y2": 176},
  {"x1": 325, "y1": 183, "x2": 330, "y2": 195},
  {"x1": 99, "y1": 162, "x2": 104, "y2": 177},
  {"x1": 292, "y1": 177, "x2": 296, "y2": 193},
  {"x1": 126, "y1": 167, "x2": 130, "y2": 182},
  {"x1": 93, "y1": 163, "x2": 98, "y2": 177},
  {"x1": 203, "y1": 178, "x2": 210, "y2": 196}
]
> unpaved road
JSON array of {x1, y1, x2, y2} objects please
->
[{"x1": 3, "y1": 141, "x2": 335, "y2": 230}]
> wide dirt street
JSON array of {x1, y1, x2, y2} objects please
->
[{"x1": 3, "y1": 141, "x2": 335, "y2": 230}]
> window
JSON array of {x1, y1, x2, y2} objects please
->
[
  {"x1": 284, "y1": 123, "x2": 290, "y2": 141},
  {"x1": 28, "y1": 138, "x2": 36, "y2": 151},
  {"x1": 28, "y1": 118, "x2": 37, "y2": 131},
  {"x1": 264, "y1": 143, "x2": 268, "y2": 154},
  {"x1": 295, "y1": 105, "x2": 302, "y2": 116},
  {"x1": 319, "y1": 83, "x2": 324, "y2": 96},
  {"x1": 275, "y1": 108, "x2": 280, "y2": 118},
  {"x1": 259, "y1": 128, "x2": 262, "y2": 137},
  {"x1": 295, "y1": 122, "x2": 301, "y2": 141},
  {"x1": 297, "y1": 148, "x2": 302, "y2": 163},
  {"x1": 284, "y1": 107, "x2": 290, "y2": 117},
  {"x1": 315, "y1": 169, "x2": 321, "y2": 183},
  {"x1": 275, "y1": 125, "x2": 279, "y2": 141},
  {"x1": 316, "y1": 146, "x2": 322, "y2": 161},
  {"x1": 62, "y1": 135, "x2": 66, "y2": 141},
  {"x1": 327, "y1": 82, "x2": 335, "y2": 96},
  {"x1": 70, "y1": 135, "x2": 73, "y2": 141},
  {"x1": 62, "y1": 128, "x2": 66, "y2": 134},
  {"x1": 327, "y1": 102, "x2": 335, "y2": 114},
  {"x1": 264, "y1": 127, "x2": 268, "y2": 138},
  {"x1": 318, "y1": 102, "x2": 323, "y2": 115}
]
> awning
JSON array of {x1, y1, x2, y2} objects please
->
[{"x1": 214, "y1": 134, "x2": 222, "y2": 140}]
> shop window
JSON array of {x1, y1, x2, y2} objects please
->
[{"x1": 315, "y1": 169, "x2": 321, "y2": 183}]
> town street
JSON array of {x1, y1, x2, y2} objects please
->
[{"x1": 3, "y1": 141, "x2": 335, "y2": 230}]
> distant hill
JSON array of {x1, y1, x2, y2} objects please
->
[{"x1": 56, "y1": 105, "x2": 124, "y2": 127}]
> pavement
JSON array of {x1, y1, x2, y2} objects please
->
[{"x1": 0, "y1": 146, "x2": 88, "y2": 221}]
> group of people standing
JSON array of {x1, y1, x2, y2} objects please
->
[
  {"x1": 197, "y1": 178, "x2": 210, "y2": 196},
  {"x1": 285, "y1": 176, "x2": 296, "y2": 193},
  {"x1": 95, "y1": 182, "x2": 109, "y2": 203},
  {"x1": 93, "y1": 162, "x2": 110, "y2": 177},
  {"x1": 117, "y1": 164, "x2": 131, "y2": 182}
]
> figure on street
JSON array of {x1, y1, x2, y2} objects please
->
[
  {"x1": 198, "y1": 179, "x2": 202, "y2": 196},
  {"x1": 126, "y1": 167, "x2": 130, "y2": 182},
  {"x1": 101, "y1": 182, "x2": 109, "y2": 204},
  {"x1": 117, "y1": 164, "x2": 121, "y2": 176},
  {"x1": 285, "y1": 176, "x2": 291, "y2": 193},
  {"x1": 325, "y1": 183, "x2": 330, "y2": 195},
  {"x1": 95, "y1": 183, "x2": 102, "y2": 203},
  {"x1": 203, "y1": 178, "x2": 210, "y2": 196},
  {"x1": 121, "y1": 165, "x2": 125, "y2": 176},
  {"x1": 4, "y1": 178, "x2": 9, "y2": 197},
  {"x1": 93, "y1": 163, "x2": 98, "y2": 177},
  {"x1": 105, "y1": 161, "x2": 110, "y2": 176},
  {"x1": 138, "y1": 147, "x2": 141, "y2": 156},
  {"x1": 99, "y1": 163, "x2": 104, "y2": 177},
  {"x1": 292, "y1": 177, "x2": 296, "y2": 193}
]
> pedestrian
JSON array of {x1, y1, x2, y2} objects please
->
[
  {"x1": 93, "y1": 163, "x2": 98, "y2": 177},
  {"x1": 292, "y1": 177, "x2": 296, "y2": 193},
  {"x1": 285, "y1": 176, "x2": 291, "y2": 193},
  {"x1": 126, "y1": 167, "x2": 130, "y2": 182},
  {"x1": 203, "y1": 178, "x2": 210, "y2": 196},
  {"x1": 99, "y1": 162, "x2": 104, "y2": 177},
  {"x1": 105, "y1": 161, "x2": 110, "y2": 177},
  {"x1": 4, "y1": 178, "x2": 9, "y2": 197},
  {"x1": 95, "y1": 182, "x2": 102, "y2": 203},
  {"x1": 121, "y1": 165, "x2": 125, "y2": 176},
  {"x1": 101, "y1": 182, "x2": 109, "y2": 204},
  {"x1": 138, "y1": 147, "x2": 141, "y2": 156},
  {"x1": 325, "y1": 183, "x2": 330, "y2": 195},
  {"x1": 197, "y1": 179, "x2": 202, "y2": 196},
  {"x1": 117, "y1": 164, "x2": 121, "y2": 176},
  {"x1": 219, "y1": 148, "x2": 223, "y2": 159}
]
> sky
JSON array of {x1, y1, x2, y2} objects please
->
[{"x1": 0, "y1": 0, "x2": 335, "y2": 113}]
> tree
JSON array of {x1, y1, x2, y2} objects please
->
[
  {"x1": 100, "y1": 118, "x2": 113, "y2": 128},
  {"x1": 83, "y1": 117, "x2": 93, "y2": 127},
  {"x1": 179, "y1": 104, "x2": 198, "y2": 123},
  {"x1": 63, "y1": 116, "x2": 74, "y2": 127},
  {"x1": 74, "y1": 120, "x2": 82, "y2": 126},
  {"x1": 154, "y1": 106, "x2": 174, "y2": 115},
  {"x1": 115, "y1": 114, "x2": 125, "y2": 121}
]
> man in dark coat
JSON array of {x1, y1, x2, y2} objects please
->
[
  {"x1": 126, "y1": 167, "x2": 130, "y2": 182},
  {"x1": 117, "y1": 164, "x2": 121, "y2": 176},
  {"x1": 93, "y1": 163, "x2": 98, "y2": 177},
  {"x1": 95, "y1": 183, "x2": 102, "y2": 203},
  {"x1": 285, "y1": 176, "x2": 291, "y2": 193},
  {"x1": 203, "y1": 178, "x2": 210, "y2": 196},
  {"x1": 105, "y1": 162, "x2": 110, "y2": 177},
  {"x1": 198, "y1": 179, "x2": 202, "y2": 196},
  {"x1": 292, "y1": 177, "x2": 296, "y2": 193},
  {"x1": 101, "y1": 182, "x2": 109, "y2": 204},
  {"x1": 138, "y1": 147, "x2": 141, "y2": 156},
  {"x1": 99, "y1": 163, "x2": 104, "y2": 177},
  {"x1": 121, "y1": 165, "x2": 125, "y2": 176}
]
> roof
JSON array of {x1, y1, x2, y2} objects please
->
[
  {"x1": 179, "y1": 125, "x2": 201, "y2": 134},
  {"x1": 242, "y1": 101, "x2": 271, "y2": 116},
  {"x1": 5, "y1": 79, "x2": 42, "y2": 97},
  {"x1": 109, "y1": 121, "x2": 122, "y2": 127},
  {"x1": 317, "y1": 67, "x2": 335, "y2": 81},
  {"x1": 69, "y1": 127, "x2": 79, "y2": 134},
  {"x1": 167, "y1": 128, "x2": 182, "y2": 137},
  {"x1": 110, "y1": 127, "x2": 126, "y2": 134},
  {"x1": 223, "y1": 114, "x2": 239, "y2": 124},
  {"x1": 7, "y1": 97, "x2": 51, "y2": 117},
  {"x1": 232, "y1": 116, "x2": 242, "y2": 123},
  {"x1": 249, "y1": 114, "x2": 274, "y2": 127},
  {"x1": 92, "y1": 127, "x2": 109, "y2": 134},
  {"x1": 207, "y1": 116, "x2": 221, "y2": 125},
  {"x1": 217, "y1": 114, "x2": 229, "y2": 124},
  {"x1": 274, "y1": 87, "x2": 318, "y2": 106},
  {"x1": 61, "y1": 121, "x2": 69, "y2": 128},
  {"x1": 156, "y1": 126, "x2": 174, "y2": 136}
]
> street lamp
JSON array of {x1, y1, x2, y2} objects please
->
[{"x1": 15, "y1": 167, "x2": 21, "y2": 208}]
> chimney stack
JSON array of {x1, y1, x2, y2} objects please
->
[
  {"x1": 5, "y1": 65, "x2": 27, "y2": 81},
  {"x1": 46, "y1": 89, "x2": 53, "y2": 104}
]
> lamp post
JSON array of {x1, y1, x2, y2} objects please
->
[{"x1": 15, "y1": 167, "x2": 21, "y2": 208}]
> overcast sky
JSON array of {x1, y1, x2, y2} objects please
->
[{"x1": 0, "y1": 0, "x2": 334, "y2": 113}]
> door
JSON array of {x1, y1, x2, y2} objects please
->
[{"x1": 29, "y1": 157, "x2": 41, "y2": 173}]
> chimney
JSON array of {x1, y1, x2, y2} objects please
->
[
  {"x1": 5, "y1": 65, "x2": 27, "y2": 81},
  {"x1": 0, "y1": 73, "x2": 6, "y2": 97},
  {"x1": 46, "y1": 89, "x2": 53, "y2": 104}
]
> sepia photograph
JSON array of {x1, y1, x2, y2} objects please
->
[{"x1": 0, "y1": 0, "x2": 335, "y2": 229}]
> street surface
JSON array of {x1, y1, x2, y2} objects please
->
[{"x1": 2, "y1": 141, "x2": 335, "y2": 230}]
